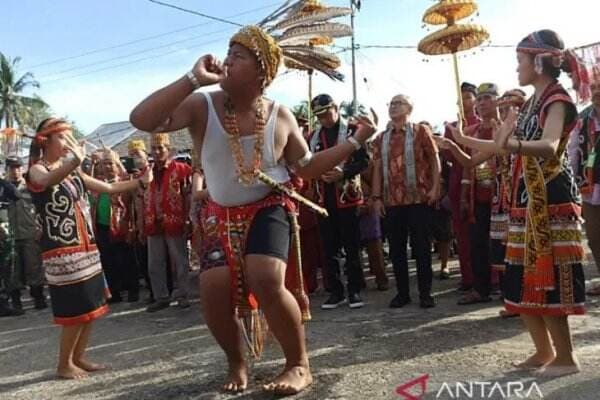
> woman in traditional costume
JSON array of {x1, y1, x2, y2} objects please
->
[
  {"x1": 27, "y1": 118, "x2": 151, "y2": 379},
  {"x1": 444, "y1": 29, "x2": 587, "y2": 376}
]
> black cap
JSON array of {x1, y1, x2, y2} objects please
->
[
  {"x1": 461, "y1": 82, "x2": 477, "y2": 96},
  {"x1": 311, "y1": 94, "x2": 336, "y2": 115},
  {"x1": 5, "y1": 157, "x2": 22, "y2": 168}
]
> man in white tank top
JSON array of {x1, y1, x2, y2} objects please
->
[{"x1": 130, "y1": 25, "x2": 377, "y2": 396}]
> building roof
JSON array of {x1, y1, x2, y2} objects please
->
[{"x1": 85, "y1": 121, "x2": 192, "y2": 157}]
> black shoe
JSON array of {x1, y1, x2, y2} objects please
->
[
  {"x1": 31, "y1": 286, "x2": 48, "y2": 310},
  {"x1": 348, "y1": 293, "x2": 364, "y2": 309},
  {"x1": 33, "y1": 296, "x2": 48, "y2": 310},
  {"x1": 146, "y1": 299, "x2": 170, "y2": 313},
  {"x1": 419, "y1": 296, "x2": 436, "y2": 309},
  {"x1": 389, "y1": 294, "x2": 411, "y2": 308},
  {"x1": 10, "y1": 290, "x2": 23, "y2": 311},
  {"x1": 0, "y1": 300, "x2": 24, "y2": 317},
  {"x1": 321, "y1": 293, "x2": 346, "y2": 310}
]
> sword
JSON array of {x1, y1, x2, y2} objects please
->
[{"x1": 254, "y1": 170, "x2": 328, "y2": 217}]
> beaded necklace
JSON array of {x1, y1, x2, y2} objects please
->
[{"x1": 223, "y1": 95, "x2": 266, "y2": 184}]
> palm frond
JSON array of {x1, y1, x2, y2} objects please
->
[{"x1": 14, "y1": 72, "x2": 40, "y2": 92}]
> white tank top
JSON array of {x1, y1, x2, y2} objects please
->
[{"x1": 200, "y1": 92, "x2": 290, "y2": 207}]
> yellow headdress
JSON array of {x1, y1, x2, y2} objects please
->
[
  {"x1": 150, "y1": 133, "x2": 170, "y2": 147},
  {"x1": 230, "y1": 26, "x2": 282, "y2": 89},
  {"x1": 128, "y1": 139, "x2": 146, "y2": 154}
]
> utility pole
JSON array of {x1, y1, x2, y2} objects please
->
[{"x1": 350, "y1": 0, "x2": 358, "y2": 113}]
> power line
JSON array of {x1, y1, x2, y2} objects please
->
[
  {"x1": 333, "y1": 44, "x2": 515, "y2": 50},
  {"x1": 37, "y1": 25, "x2": 237, "y2": 79},
  {"x1": 26, "y1": 2, "x2": 279, "y2": 70},
  {"x1": 148, "y1": 0, "x2": 243, "y2": 27},
  {"x1": 41, "y1": 34, "x2": 231, "y2": 85}
]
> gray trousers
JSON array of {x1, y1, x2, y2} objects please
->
[{"x1": 147, "y1": 234, "x2": 189, "y2": 301}]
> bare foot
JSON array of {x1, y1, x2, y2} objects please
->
[
  {"x1": 74, "y1": 358, "x2": 109, "y2": 372},
  {"x1": 533, "y1": 361, "x2": 580, "y2": 377},
  {"x1": 512, "y1": 352, "x2": 555, "y2": 371},
  {"x1": 263, "y1": 365, "x2": 313, "y2": 396},
  {"x1": 222, "y1": 361, "x2": 248, "y2": 393},
  {"x1": 56, "y1": 364, "x2": 89, "y2": 380}
]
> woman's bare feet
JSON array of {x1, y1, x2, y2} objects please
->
[
  {"x1": 534, "y1": 356, "x2": 580, "y2": 377},
  {"x1": 263, "y1": 365, "x2": 313, "y2": 396},
  {"x1": 222, "y1": 360, "x2": 248, "y2": 393},
  {"x1": 512, "y1": 352, "x2": 555, "y2": 371},
  {"x1": 74, "y1": 358, "x2": 109, "y2": 372},
  {"x1": 56, "y1": 363, "x2": 88, "y2": 380}
]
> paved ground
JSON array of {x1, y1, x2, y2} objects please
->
[{"x1": 1, "y1": 255, "x2": 599, "y2": 400}]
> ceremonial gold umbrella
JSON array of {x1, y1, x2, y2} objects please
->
[{"x1": 418, "y1": 0, "x2": 489, "y2": 120}]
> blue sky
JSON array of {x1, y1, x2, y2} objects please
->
[{"x1": 3, "y1": 0, "x2": 599, "y2": 133}]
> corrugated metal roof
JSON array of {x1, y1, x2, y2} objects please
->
[{"x1": 85, "y1": 121, "x2": 193, "y2": 157}]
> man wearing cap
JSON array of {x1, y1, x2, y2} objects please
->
[
  {"x1": 0, "y1": 175, "x2": 24, "y2": 316},
  {"x1": 443, "y1": 82, "x2": 481, "y2": 292},
  {"x1": 447, "y1": 83, "x2": 500, "y2": 305},
  {"x1": 309, "y1": 94, "x2": 369, "y2": 310},
  {"x1": 144, "y1": 133, "x2": 192, "y2": 312},
  {"x1": 371, "y1": 94, "x2": 440, "y2": 309},
  {"x1": 4, "y1": 157, "x2": 47, "y2": 311},
  {"x1": 130, "y1": 24, "x2": 377, "y2": 395}
]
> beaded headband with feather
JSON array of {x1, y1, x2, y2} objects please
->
[{"x1": 517, "y1": 30, "x2": 592, "y2": 103}]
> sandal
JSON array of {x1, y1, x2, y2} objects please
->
[{"x1": 458, "y1": 290, "x2": 492, "y2": 305}]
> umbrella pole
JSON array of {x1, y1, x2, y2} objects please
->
[
  {"x1": 452, "y1": 52, "x2": 465, "y2": 130},
  {"x1": 308, "y1": 69, "x2": 314, "y2": 131}
]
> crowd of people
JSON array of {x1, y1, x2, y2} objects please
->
[{"x1": 0, "y1": 25, "x2": 599, "y2": 396}]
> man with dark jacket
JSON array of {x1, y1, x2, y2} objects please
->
[{"x1": 309, "y1": 94, "x2": 369, "y2": 309}]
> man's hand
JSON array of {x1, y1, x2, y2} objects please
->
[
  {"x1": 192, "y1": 55, "x2": 227, "y2": 87},
  {"x1": 426, "y1": 186, "x2": 440, "y2": 205},
  {"x1": 321, "y1": 168, "x2": 344, "y2": 183},
  {"x1": 353, "y1": 115, "x2": 378, "y2": 144},
  {"x1": 372, "y1": 198, "x2": 386, "y2": 218}
]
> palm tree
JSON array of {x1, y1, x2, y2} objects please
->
[{"x1": 0, "y1": 52, "x2": 47, "y2": 129}]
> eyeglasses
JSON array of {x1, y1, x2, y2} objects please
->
[{"x1": 388, "y1": 100, "x2": 410, "y2": 107}]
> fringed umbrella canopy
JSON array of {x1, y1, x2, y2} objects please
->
[
  {"x1": 422, "y1": 0, "x2": 479, "y2": 25},
  {"x1": 418, "y1": 24, "x2": 489, "y2": 55}
]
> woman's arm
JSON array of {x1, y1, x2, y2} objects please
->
[
  {"x1": 448, "y1": 123, "x2": 508, "y2": 155},
  {"x1": 504, "y1": 102, "x2": 566, "y2": 159},
  {"x1": 81, "y1": 174, "x2": 139, "y2": 194},
  {"x1": 81, "y1": 167, "x2": 152, "y2": 195},
  {"x1": 28, "y1": 159, "x2": 80, "y2": 190}
]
